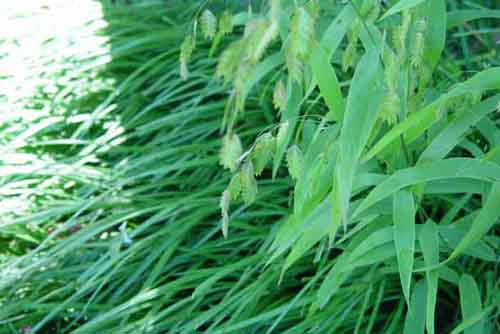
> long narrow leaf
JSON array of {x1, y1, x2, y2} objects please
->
[
  {"x1": 354, "y1": 158, "x2": 500, "y2": 218},
  {"x1": 449, "y1": 182, "x2": 500, "y2": 261},
  {"x1": 418, "y1": 220, "x2": 439, "y2": 334},
  {"x1": 333, "y1": 48, "x2": 384, "y2": 228},
  {"x1": 459, "y1": 274, "x2": 484, "y2": 334},
  {"x1": 393, "y1": 190, "x2": 416, "y2": 306}
]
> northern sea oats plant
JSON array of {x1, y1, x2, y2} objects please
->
[{"x1": 213, "y1": 0, "x2": 500, "y2": 333}]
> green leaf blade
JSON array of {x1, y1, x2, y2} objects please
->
[
  {"x1": 354, "y1": 158, "x2": 500, "y2": 218},
  {"x1": 379, "y1": 0, "x2": 426, "y2": 21},
  {"x1": 418, "y1": 220, "x2": 440, "y2": 334},
  {"x1": 393, "y1": 190, "x2": 416, "y2": 306},
  {"x1": 459, "y1": 274, "x2": 484, "y2": 334},
  {"x1": 334, "y1": 48, "x2": 385, "y2": 227},
  {"x1": 311, "y1": 48, "x2": 344, "y2": 122},
  {"x1": 449, "y1": 182, "x2": 500, "y2": 261}
]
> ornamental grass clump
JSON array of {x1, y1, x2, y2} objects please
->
[{"x1": 0, "y1": 0, "x2": 499, "y2": 333}]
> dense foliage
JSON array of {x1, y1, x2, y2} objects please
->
[{"x1": 1, "y1": 0, "x2": 499, "y2": 333}]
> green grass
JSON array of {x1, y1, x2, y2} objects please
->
[{"x1": 0, "y1": 0, "x2": 499, "y2": 333}]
